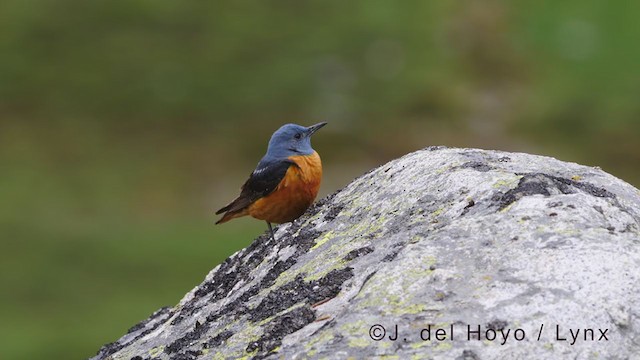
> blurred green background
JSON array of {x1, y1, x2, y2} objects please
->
[{"x1": 1, "y1": 1, "x2": 639, "y2": 359}]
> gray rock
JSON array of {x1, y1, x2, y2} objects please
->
[{"x1": 92, "y1": 147, "x2": 640, "y2": 360}]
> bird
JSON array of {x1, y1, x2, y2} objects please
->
[{"x1": 215, "y1": 122, "x2": 327, "y2": 240}]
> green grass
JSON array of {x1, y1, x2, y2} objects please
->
[{"x1": 0, "y1": 215, "x2": 262, "y2": 359}]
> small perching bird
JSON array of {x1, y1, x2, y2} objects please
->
[{"x1": 215, "y1": 122, "x2": 326, "y2": 240}]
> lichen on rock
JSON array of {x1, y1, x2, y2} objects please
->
[{"x1": 92, "y1": 147, "x2": 640, "y2": 360}]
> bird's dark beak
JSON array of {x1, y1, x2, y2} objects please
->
[{"x1": 306, "y1": 122, "x2": 327, "y2": 136}]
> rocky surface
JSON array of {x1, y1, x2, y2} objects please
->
[{"x1": 92, "y1": 147, "x2": 640, "y2": 360}]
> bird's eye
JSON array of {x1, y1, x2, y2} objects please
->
[{"x1": 294, "y1": 133, "x2": 302, "y2": 140}]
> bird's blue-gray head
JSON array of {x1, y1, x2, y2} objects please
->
[{"x1": 265, "y1": 122, "x2": 327, "y2": 158}]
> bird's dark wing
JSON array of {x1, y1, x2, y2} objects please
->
[{"x1": 216, "y1": 159, "x2": 296, "y2": 215}]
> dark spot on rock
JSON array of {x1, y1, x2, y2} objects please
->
[
  {"x1": 418, "y1": 194, "x2": 438, "y2": 207},
  {"x1": 571, "y1": 180, "x2": 615, "y2": 198},
  {"x1": 498, "y1": 156, "x2": 511, "y2": 162},
  {"x1": 204, "y1": 330, "x2": 234, "y2": 349},
  {"x1": 356, "y1": 271, "x2": 378, "y2": 297},
  {"x1": 424, "y1": 145, "x2": 447, "y2": 151},
  {"x1": 493, "y1": 173, "x2": 617, "y2": 211},
  {"x1": 521, "y1": 216, "x2": 531, "y2": 221},
  {"x1": 461, "y1": 199, "x2": 475, "y2": 215},
  {"x1": 306, "y1": 191, "x2": 337, "y2": 215},
  {"x1": 567, "y1": 204, "x2": 576, "y2": 209},
  {"x1": 383, "y1": 251, "x2": 397, "y2": 262},
  {"x1": 247, "y1": 306, "x2": 316, "y2": 358},
  {"x1": 547, "y1": 201, "x2": 563, "y2": 208},
  {"x1": 250, "y1": 267, "x2": 353, "y2": 323},
  {"x1": 170, "y1": 350, "x2": 203, "y2": 360},
  {"x1": 456, "y1": 349, "x2": 480, "y2": 360},
  {"x1": 607, "y1": 226, "x2": 615, "y2": 234},
  {"x1": 549, "y1": 212, "x2": 558, "y2": 217},
  {"x1": 95, "y1": 342, "x2": 118, "y2": 359},
  {"x1": 323, "y1": 203, "x2": 344, "y2": 222},
  {"x1": 433, "y1": 291, "x2": 450, "y2": 301},
  {"x1": 260, "y1": 258, "x2": 297, "y2": 288},
  {"x1": 246, "y1": 342, "x2": 259, "y2": 353},
  {"x1": 343, "y1": 246, "x2": 374, "y2": 261},
  {"x1": 429, "y1": 264, "x2": 436, "y2": 271},
  {"x1": 382, "y1": 242, "x2": 407, "y2": 262},
  {"x1": 486, "y1": 319, "x2": 508, "y2": 331},
  {"x1": 621, "y1": 223, "x2": 638, "y2": 233},
  {"x1": 165, "y1": 318, "x2": 211, "y2": 354},
  {"x1": 511, "y1": 236, "x2": 519, "y2": 241},
  {"x1": 312, "y1": 318, "x2": 338, "y2": 337},
  {"x1": 130, "y1": 356, "x2": 143, "y2": 360},
  {"x1": 460, "y1": 161, "x2": 493, "y2": 172},
  {"x1": 493, "y1": 174, "x2": 553, "y2": 210}
]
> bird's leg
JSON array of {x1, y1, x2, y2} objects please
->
[{"x1": 266, "y1": 221, "x2": 276, "y2": 241}]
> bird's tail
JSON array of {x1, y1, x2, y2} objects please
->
[
  {"x1": 215, "y1": 209, "x2": 249, "y2": 224},
  {"x1": 215, "y1": 199, "x2": 249, "y2": 224},
  {"x1": 215, "y1": 203, "x2": 232, "y2": 215}
]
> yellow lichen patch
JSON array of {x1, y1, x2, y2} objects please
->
[
  {"x1": 311, "y1": 231, "x2": 336, "y2": 250},
  {"x1": 148, "y1": 345, "x2": 164, "y2": 357},
  {"x1": 499, "y1": 202, "x2": 515, "y2": 213},
  {"x1": 340, "y1": 319, "x2": 369, "y2": 335},
  {"x1": 211, "y1": 351, "x2": 226, "y2": 360},
  {"x1": 348, "y1": 337, "x2": 370, "y2": 348},
  {"x1": 270, "y1": 269, "x2": 297, "y2": 290},
  {"x1": 304, "y1": 329, "x2": 335, "y2": 354},
  {"x1": 433, "y1": 291, "x2": 446, "y2": 301},
  {"x1": 307, "y1": 348, "x2": 317, "y2": 357},
  {"x1": 408, "y1": 303, "x2": 429, "y2": 314},
  {"x1": 303, "y1": 258, "x2": 348, "y2": 282},
  {"x1": 571, "y1": 175, "x2": 582, "y2": 181},
  {"x1": 358, "y1": 289, "x2": 428, "y2": 317},
  {"x1": 435, "y1": 164, "x2": 454, "y2": 174},
  {"x1": 356, "y1": 263, "x2": 437, "y2": 315},
  {"x1": 432, "y1": 207, "x2": 444, "y2": 216},
  {"x1": 410, "y1": 340, "x2": 430, "y2": 350},
  {"x1": 435, "y1": 342, "x2": 452, "y2": 351},
  {"x1": 493, "y1": 175, "x2": 523, "y2": 189},
  {"x1": 379, "y1": 355, "x2": 400, "y2": 359},
  {"x1": 556, "y1": 228, "x2": 580, "y2": 236}
]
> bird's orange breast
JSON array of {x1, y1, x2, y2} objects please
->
[{"x1": 248, "y1": 151, "x2": 322, "y2": 224}]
